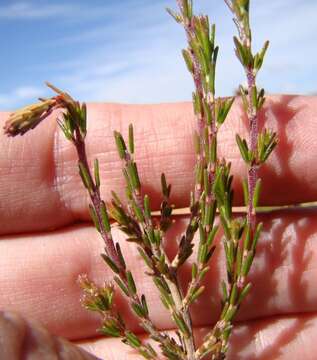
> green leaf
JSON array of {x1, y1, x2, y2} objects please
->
[
  {"x1": 126, "y1": 271, "x2": 137, "y2": 295},
  {"x1": 108, "y1": 201, "x2": 128, "y2": 226},
  {"x1": 253, "y1": 178, "x2": 262, "y2": 208},
  {"x1": 161, "y1": 173, "x2": 171, "y2": 198},
  {"x1": 260, "y1": 40, "x2": 269, "y2": 59},
  {"x1": 100, "y1": 323, "x2": 121, "y2": 338},
  {"x1": 100, "y1": 201, "x2": 111, "y2": 232},
  {"x1": 101, "y1": 254, "x2": 120, "y2": 274},
  {"x1": 216, "y1": 97, "x2": 235, "y2": 125},
  {"x1": 236, "y1": 246, "x2": 243, "y2": 276},
  {"x1": 209, "y1": 135, "x2": 217, "y2": 163},
  {"x1": 241, "y1": 250, "x2": 254, "y2": 276},
  {"x1": 223, "y1": 241, "x2": 231, "y2": 271},
  {"x1": 182, "y1": 49, "x2": 194, "y2": 74},
  {"x1": 220, "y1": 301, "x2": 230, "y2": 319},
  {"x1": 131, "y1": 199, "x2": 144, "y2": 223},
  {"x1": 138, "y1": 348, "x2": 155, "y2": 360},
  {"x1": 198, "y1": 243, "x2": 207, "y2": 264},
  {"x1": 242, "y1": 179, "x2": 249, "y2": 206},
  {"x1": 78, "y1": 161, "x2": 93, "y2": 191},
  {"x1": 254, "y1": 40, "x2": 269, "y2": 71},
  {"x1": 252, "y1": 222, "x2": 263, "y2": 251},
  {"x1": 223, "y1": 304, "x2": 238, "y2": 322},
  {"x1": 137, "y1": 247, "x2": 153, "y2": 270},
  {"x1": 263, "y1": 132, "x2": 278, "y2": 162},
  {"x1": 191, "y1": 263, "x2": 198, "y2": 279},
  {"x1": 243, "y1": 224, "x2": 251, "y2": 251},
  {"x1": 146, "y1": 228, "x2": 156, "y2": 245},
  {"x1": 236, "y1": 134, "x2": 250, "y2": 163},
  {"x1": 203, "y1": 169, "x2": 210, "y2": 195},
  {"x1": 131, "y1": 302, "x2": 147, "y2": 318},
  {"x1": 191, "y1": 286, "x2": 205, "y2": 303},
  {"x1": 153, "y1": 276, "x2": 170, "y2": 295},
  {"x1": 239, "y1": 85, "x2": 249, "y2": 112},
  {"x1": 220, "y1": 213, "x2": 231, "y2": 240},
  {"x1": 166, "y1": 7, "x2": 182, "y2": 23},
  {"x1": 58, "y1": 119, "x2": 72, "y2": 140},
  {"x1": 222, "y1": 281, "x2": 228, "y2": 302},
  {"x1": 210, "y1": 23, "x2": 216, "y2": 46},
  {"x1": 93, "y1": 158, "x2": 100, "y2": 189},
  {"x1": 144, "y1": 344, "x2": 157, "y2": 359},
  {"x1": 213, "y1": 45, "x2": 219, "y2": 64},
  {"x1": 251, "y1": 86, "x2": 258, "y2": 109},
  {"x1": 203, "y1": 201, "x2": 216, "y2": 230},
  {"x1": 208, "y1": 63, "x2": 216, "y2": 95},
  {"x1": 238, "y1": 0, "x2": 250, "y2": 12},
  {"x1": 192, "y1": 91, "x2": 202, "y2": 115},
  {"x1": 199, "y1": 223, "x2": 206, "y2": 245},
  {"x1": 128, "y1": 124, "x2": 134, "y2": 154},
  {"x1": 193, "y1": 131, "x2": 201, "y2": 155},
  {"x1": 207, "y1": 225, "x2": 218, "y2": 247},
  {"x1": 198, "y1": 266, "x2": 210, "y2": 281},
  {"x1": 114, "y1": 276, "x2": 129, "y2": 296},
  {"x1": 116, "y1": 243, "x2": 126, "y2": 270},
  {"x1": 125, "y1": 331, "x2": 141, "y2": 349},
  {"x1": 203, "y1": 100, "x2": 212, "y2": 126},
  {"x1": 126, "y1": 162, "x2": 141, "y2": 191},
  {"x1": 79, "y1": 102, "x2": 87, "y2": 137},
  {"x1": 172, "y1": 312, "x2": 190, "y2": 338},
  {"x1": 144, "y1": 195, "x2": 151, "y2": 219},
  {"x1": 141, "y1": 294, "x2": 149, "y2": 317},
  {"x1": 234, "y1": 36, "x2": 252, "y2": 67},
  {"x1": 154, "y1": 229, "x2": 162, "y2": 247},
  {"x1": 114, "y1": 131, "x2": 127, "y2": 159},
  {"x1": 89, "y1": 204, "x2": 100, "y2": 232},
  {"x1": 159, "y1": 294, "x2": 172, "y2": 310},
  {"x1": 205, "y1": 246, "x2": 215, "y2": 263},
  {"x1": 237, "y1": 282, "x2": 252, "y2": 305},
  {"x1": 111, "y1": 191, "x2": 123, "y2": 208},
  {"x1": 195, "y1": 161, "x2": 203, "y2": 185},
  {"x1": 229, "y1": 283, "x2": 238, "y2": 305}
]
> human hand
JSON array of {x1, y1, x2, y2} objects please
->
[{"x1": 0, "y1": 95, "x2": 317, "y2": 359}]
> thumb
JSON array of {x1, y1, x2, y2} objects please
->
[{"x1": 0, "y1": 311, "x2": 100, "y2": 360}]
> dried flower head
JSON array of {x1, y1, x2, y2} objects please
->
[
  {"x1": 3, "y1": 82, "x2": 85, "y2": 139},
  {"x1": 3, "y1": 98, "x2": 57, "y2": 137}
]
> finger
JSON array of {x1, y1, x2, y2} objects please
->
[
  {"x1": 227, "y1": 312, "x2": 317, "y2": 360},
  {"x1": 1, "y1": 208, "x2": 317, "y2": 340},
  {"x1": 0, "y1": 311, "x2": 100, "y2": 360},
  {"x1": 1, "y1": 95, "x2": 317, "y2": 234},
  {"x1": 77, "y1": 312, "x2": 317, "y2": 360}
]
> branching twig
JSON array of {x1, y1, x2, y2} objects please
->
[
  {"x1": 196, "y1": 2, "x2": 277, "y2": 358},
  {"x1": 4, "y1": 1, "x2": 277, "y2": 359}
]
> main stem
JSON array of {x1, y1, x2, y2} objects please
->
[
  {"x1": 166, "y1": 264, "x2": 196, "y2": 359},
  {"x1": 121, "y1": 149, "x2": 196, "y2": 359},
  {"x1": 246, "y1": 69, "x2": 258, "y2": 233},
  {"x1": 182, "y1": 16, "x2": 205, "y2": 204}
]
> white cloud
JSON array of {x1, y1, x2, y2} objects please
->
[
  {"x1": 0, "y1": 86, "x2": 44, "y2": 109},
  {"x1": 0, "y1": 2, "x2": 74, "y2": 19},
  {"x1": 55, "y1": 0, "x2": 317, "y2": 102},
  {"x1": 3, "y1": 0, "x2": 317, "y2": 110},
  {"x1": 0, "y1": 1, "x2": 122, "y2": 20}
]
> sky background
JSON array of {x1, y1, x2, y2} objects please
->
[{"x1": 0, "y1": 0, "x2": 316, "y2": 110}]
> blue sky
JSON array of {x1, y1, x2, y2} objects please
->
[{"x1": 1, "y1": 0, "x2": 316, "y2": 110}]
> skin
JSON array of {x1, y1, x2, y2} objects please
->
[{"x1": 0, "y1": 95, "x2": 317, "y2": 359}]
